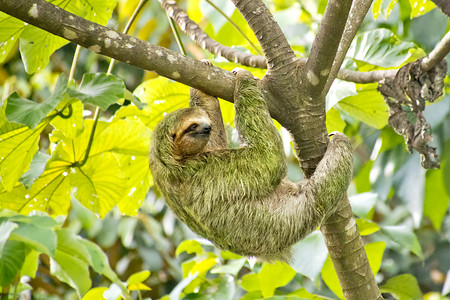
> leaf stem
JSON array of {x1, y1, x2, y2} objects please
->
[
  {"x1": 166, "y1": 13, "x2": 187, "y2": 55},
  {"x1": 205, "y1": 0, "x2": 263, "y2": 55},
  {"x1": 76, "y1": 107, "x2": 100, "y2": 168},
  {"x1": 69, "y1": 45, "x2": 82, "y2": 81}
]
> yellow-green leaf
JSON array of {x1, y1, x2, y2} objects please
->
[
  {"x1": 409, "y1": 0, "x2": 435, "y2": 18},
  {"x1": 70, "y1": 153, "x2": 126, "y2": 217},
  {"x1": 258, "y1": 261, "x2": 296, "y2": 297},
  {"x1": 176, "y1": 240, "x2": 204, "y2": 257}
]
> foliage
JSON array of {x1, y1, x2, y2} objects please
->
[{"x1": 0, "y1": 0, "x2": 449, "y2": 299}]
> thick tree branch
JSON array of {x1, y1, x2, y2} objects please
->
[
  {"x1": 158, "y1": 0, "x2": 267, "y2": 68},
  {"x1": 0, "y1": 0, "x2": 235, "y2": 102},
  {"x1": 324, "y1": 0, "x2": 373, "y2": 94},
  {"x1": 230, "y1": 0, "x2": 298, "y2": 73},
  {"x1": 303, "y1": 0, "x2": 353, "y2": 100}
]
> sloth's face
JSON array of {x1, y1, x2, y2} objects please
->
[{"x1": 171, "y1": 108, "x2": 211, "y2": 158}]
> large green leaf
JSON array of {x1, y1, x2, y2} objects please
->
[
  {"x1": 0, "y1": 12, "x2": 25, "y2": 63},
  {"x1": 70, "y1": 153, "x2": 126, "y2": 217},
  {"x1": 381, "y1": 225, "x2": 423, "y2": 258},
  {"x1": 51, "y1": 229, "x2": 91, "y2": 296},
  {"x1": 0, "y1": 117, "x2": 46, "y2": 191},
  {"x1": 0, "y1": 221, "x2": 18, "y2": 255},
  {"x1": 132, "y1": 76, "x2": 190, "y2": 129},
  {"x1": 338, "y1": 83, "x2": 389, "y2": 129},
  {"x1": 347, "y1": 29, "x2": 416, "y2": 68},
  {"x1": 19, "y1": 151, "x2": 51, "y2": 188},
  {"x1": 258, "y1": 261, "x2": 296, "y2": 297},
  {"x1": 19, "y1": 25, "x2": 68, "y2": 74},
  {"x1": 0, "y1": 240, "x2": 26, "y2": 286},
  {"x1": 50, "y1": 99, "x2": 84, "y2": 139},
  {"x1": 0, "y1": 160, "x2": 72, "y2": 216},
  {"x1": 68, "y1": 73, "x2": 125, "y2": 110},
  {"x1": 9, "y1": 222, "x2": 57, "y2": 256},
  {"x1": 380, "y1": 274, "x2": 423, "y2": 300},
  {"x1": 349, "y1": 192, "x2": 378, "y2": 219},
  {"x1": 5, "y1": 74, "x2": 68, "y2": 128},
  {"x1": 79, "y1": 0, "x2": 117, "y2": 25},
  {"x1": 409, "y1": 0, "x2": 435, "y2": 18},
  {"x1": 424, "y1": 169, "x2": 449, "y2": 230},
  {"x1": 291, "y1": 231, "x2": 328, "y2": 281}
]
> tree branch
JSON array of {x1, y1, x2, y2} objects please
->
[
  {"x1": 323, "y1": 0, "x2": 373, "y2": 94},
  {"x1": 421, "y1": 30, "x2": 450, "y2": 72},
  {"x1": 0, "y1": 0, "x2": 235, "y2": 102},
  {"x1": 230, "y1": 0, "x2": 298, "y2": 73},
  {"x1": 302, "y1": 0, "x2": 353, "y2": 100},
  {"x1": 158, "y1": 0, "x2": 267, "y2": 68}
]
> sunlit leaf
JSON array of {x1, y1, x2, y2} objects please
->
[
  {"x1": 409, "y1": 0, "x2": 435, "y2": 18},
  {"x1": 338, "y1": 83, "x2": 389, "y2": 129},
  {"x1": 347, "y1": 29, "x2": 416, "y2": 68},
  {"x1": 81, "y1": 287, "x2": 108, "y2": 300},
  {"x1": 356, "y1": 219, "x2": 380, "y2": 236},
  {"x1": 326, "y1": 107, "x2": 346, "y2": 134},
  {"x1": 350, "y1": 192, "x2": 378, "y2": 219},
  {"x1": 380, "y1": 274, "x2": 423, "y2": 299},
  {"x1": 5, "y1": 74, "x2": 68, "y2": 128},
  {"x1": 19, "y1": 151, "x2": 50, "y2": 188},
  {"x1": 0, "y1": 119, "x2": 47, "y2": 191},
  {"x1": 424, "y1": 169, "x2": 449, "y2": 230},
  {"x1": 51, "y1": 99, "x2": 84, "y2": 139},
  {"x1": 0, "y1": 160, "x2": 72, "y2": 215},
  {"x1": 68, "y1": 73, "x2": 125, "y2": 110},
  {"x1": 326, "y1": 79, "x2": 357, "y2": 111},
  {"x1": 258, "y1": 261, "x2": 296, "y2": 297},
  {"x1": 0, "y1": 12, "x2": 25, "y2": 63},
  {"x1": 70, "y1": 153, "x2": 126, "y2": 218},
  {"x1": 19, "y1": 26, "x2": 68, "y2": 74},
  {"x1": 79, "y1": 0, "x2": 117, "y2": 25},
  {"x1": 241, "y1": 273, "x2": 260, "y2": 292},
  {"x1": 176, "y1": 240, "x2": 204, "y2": 257}
]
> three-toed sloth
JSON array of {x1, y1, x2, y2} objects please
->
[{"x1": 149, "y1": 69, "x2": 353, "y2": 262}]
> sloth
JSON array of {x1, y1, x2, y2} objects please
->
[{"x1": 149, "y1": 69, "x2": 353, "y2": 262}]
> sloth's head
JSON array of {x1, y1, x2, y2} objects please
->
[{"x1": 151, "y1": 108, "x2": 212, "y2": 164}]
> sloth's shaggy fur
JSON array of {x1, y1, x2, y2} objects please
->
[{"x1": 149, "y1": 69, "x2": 353, "y2": 262}]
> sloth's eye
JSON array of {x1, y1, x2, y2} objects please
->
[
  {"x1": 188, "y1": 124, "x2": 198, "y2": 131},
  {"x1": 171, "y1": 133, "x2": 176, "y2": 140}
]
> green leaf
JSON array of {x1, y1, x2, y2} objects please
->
[
  {"x1": 0, "y1": 12, "x2": 25, "y2": 64},
  {"x1": 133, "y1": 76, "x2": 190, "y2": 129},
  {"x1": 338, "y1": 83, "x2": 389, "y2": 129},
  {"x1": 176, "y1": 240, "x2": 204, "y2": 256},
  {"x1": 393, "y1": 154, "x2": 425, "y2": 227},
  {"x1": 69, "y1": 73, "x2": 125, "y2": 110},
  {"x1": 240, "y1": 273, "x2": 260, "y2": 292},
  {"x1": 127, "y1": 270, "x2": 150, "y2": 286},
  {"x1": 347, "y1": 29, "x2": 416, "y2": 68},
  {"x1": 291, "y1": 231, "x2": 328, "y2": 281},
  {"x1": 424, "y1": 169, "x2": 449, "y2": 230},
  {"x1": 0, "y1": 221, "x2": 18, "y2": 255},
  {"x1": 79, "y1": 0, "x2": 117, "y2": 25},
  {"x1": 19, "y1": 25, "x2": 68, "y2": 74},
  {"x1": 349, "y1": 192, "x2": 378, "y2": 219},
  {"x1": 211, "y1": 258, "x2": 246, "y2": 276},
  {"x1": 409, "y1": 0, "x2": 435, "y2": 18},
  {"x1": 19, "y1": 151, "x2": 50, "y2": 188},
  {"x1": 70, "y1": 153, "x2": 126, "y2": 218},
  {"x1": 50, "y1": 99, "x2": 84, "y2": 139},
  {"x1": 51, "y1": 229, "x2": 92, "y2": 296},
  {"x1": 326, "y1": 107, "x2": 346, "y2": 133},
  {"x1": 0, "y1": 117, "x2": 46, "y2": 191},
  {"x1": 6, "y1": 74, "x2": 68, "y2": 128},
  {"x1": 0, "y1": 160, "x2": 72, "y2": 216},
  {"x1": 326, "y1": 79, "x2": 357, "y2": 111},
  {"x1": 0, "y1": 240, "x2": 26, "y2": 286},
  {"x1": 380, "y1": 274, "x2": 423, "y2": 300},
  {"x1": 21, "y1": 249, "x2": 40, "y2": 278},
  {"x1": 9, "y1": 222, "x2": 57, "y2": 256},
  {"x1": 364, "y1": 241, "x2": 385, "y2": 275},
  {"x1": 381, "y1": 225, "x2": 423, "y2": 258},
  {"x1": 356, "y1": 219, "x2": 380, "y2": 236},
  {"x1": 258, "y1": 261, "x2": 296, "y2": 297}
]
